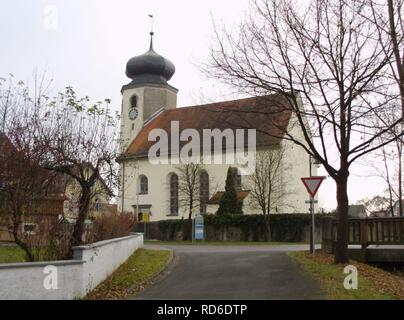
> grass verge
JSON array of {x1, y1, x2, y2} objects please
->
[
  {"x1": 0, "y1": 246, "x2": 26, "y2": 263},
  {"x1": 289, "y1": 251, "x2": 404, "y2": 300},
  {"x1": 85, "y1": 248, "x2": 171, "y2": 300},
  {"x1": 145, "y1": 240, "x2": 306, "y2": 246}
]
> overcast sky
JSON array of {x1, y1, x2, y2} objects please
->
[{"x1": 0, "y1": 0, "x2": 390, "y2": 210}]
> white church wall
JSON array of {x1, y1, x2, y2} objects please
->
[
  {"x1": 119, "y1": 143, "x2": 311, "y2": 220},
  {"x1": 279, "y1": 114, "x2": 318, "y2": 214},
  {"x1": 119, "y1": 157, "x2": 236, "y2": 221}
]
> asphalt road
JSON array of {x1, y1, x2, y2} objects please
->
[{"x1": 131, "y1": 244, "x2": 324, "y2": 300}]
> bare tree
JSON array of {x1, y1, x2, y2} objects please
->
[
  {"x1": 0, "y1": 135, "x2": 58, "y2": 261},
  {"x1": 205, "y1": 0, "x2": 403, "y2": 262},
  {"x1": 365, "y1": 105, "x2": 403, "y2": 215},
  {"x1": 375, "y1": 142, "x2": 403, "y2": 216},
  {"x1": 246, "y1": 149, "x2": 293, "y2": 217},
  {"x1": 0, "y1": 77, "x2": 61, "y2": 261},
  {"x1": 357, "y1": 195, "x2": 391, "y2": 215},
  {"x1": 367, "y1": 0, "x2": 404, "y2": 120},
  {"x1": 37, "y1": 87, "x2": 118, "y2": 248},
  {"x1": 245, "y1": 149, "x2": 292, "y2": 240},
  {"x1": 176, "y1": 162, "x2": 204, "y2": 239},
  {"x1": 0, "y1": 76, "x2": 118, "y2": 252}
]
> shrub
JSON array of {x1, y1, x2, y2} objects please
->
[
  {"x1": 269, "y1": 214, "x2": 318, "y2": 242},
  {"x1": 22, "y1": 217, "x2": 71, "y2": 261},
  {"x1": 204, "y1": 214, "x2": 269, "y2": 241},
  {"x1": 89, "y1": 212, "x2": 134, "y2": 243},
  {"x1": 158, "y1": 219, "x2": 187, "y2": 241}
]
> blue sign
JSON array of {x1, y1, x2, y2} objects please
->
[{"x1": 194, "y1": 214, "x2": 204, "y2": 240}]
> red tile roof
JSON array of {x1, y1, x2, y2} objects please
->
[
  {"x1": 124, "y1": 94, "x2": 292, "y2": 157},
  {"x1": 207, "y1": 191, "x2": 251, "y2": 205}
]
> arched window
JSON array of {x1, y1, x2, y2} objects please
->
[
  {"x1": 199, "y1": 170, "x2": 209, "y2": 214},
  {"x1": 138, "y1": 175, "x2": 148, "y2": 194},
  {"x1": 230, "y1": 167, "x2": 242, "y2": 191},
  {"x1": 130, "y1": 95, "x2": 138, "y2": 108},
  {"x1": 169, "y1": 173, "x2": 179, "y2": 215}
]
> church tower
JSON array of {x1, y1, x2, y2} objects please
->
[{"x1": 120, "y1": 32, "x2": 178, "y2": 151}]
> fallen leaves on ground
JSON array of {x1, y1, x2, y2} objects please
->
[
  {"x1": 84, "y1": 249, "x2": 171, "y2": 300},
  {"x1": 293, "y1": 251, "x2": 404, "y2": 300}
]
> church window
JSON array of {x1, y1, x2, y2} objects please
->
[
  {"x1": 169, "y1": 173, "x2": 179, "y2": 215},
  {"x1": 130, "y1": 95, "x2": 138, "y2": 108},
  {"x1": 139, "y1": 175, "x2": 148, "y2": 194},
  {"x1": 199, "y1": 170, "x2": 209, "y2": 214}
]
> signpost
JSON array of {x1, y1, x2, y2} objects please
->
[
  {"x1": 301, "y1": 176, "x2": 326, "y2": 256},
  {"x1": 194, "y1": 214, "x2": 204, "y2": 241}
]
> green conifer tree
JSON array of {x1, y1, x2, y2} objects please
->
[{"x1": 217, "y1": 167, "x2": 243, "y2": 215}]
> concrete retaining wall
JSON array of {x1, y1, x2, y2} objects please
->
[{"x1": 0, "y1": 233, "x2": 143, "y2": 300}]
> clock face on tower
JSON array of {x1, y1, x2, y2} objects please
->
[{"x1": 128, "y1": 108, "x2": 138, "y2": 120}]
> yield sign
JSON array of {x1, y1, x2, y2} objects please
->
[{"x1": 301, "y1": 176, "x2": 326, "y2": 198}]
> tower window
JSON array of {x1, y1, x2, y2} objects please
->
[{"x1": 130, "y1": 95, "x2": 138, "y2": 108}]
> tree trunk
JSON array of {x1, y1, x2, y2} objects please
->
[
  {"x1": 334, "y1": 175, "x2": 349, "y2": 263},
  {"x1": 265, "y1": 214, "x2": 272, "y2": 242},
  {"x1": 382, "y1": 148, "x2": 395, "y2": 216},
  {"x1": 70, "y1": 186, "x2": 91, "y2": 248},
  {"x1": 387, "y1": 0, "x2": 404, "y2": 122},
  {"x1": 13, "y1": 221, "x2": 34, "y2": 262},
  {"x1": 184, "y1": 202, "x2": 193, "y2": 241},
  {"x1": 398, "y1": 141, "x2": 403, "y2": 216}
]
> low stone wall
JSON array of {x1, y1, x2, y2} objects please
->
[{"x1": 0, "y1": 233, "x2": 143, "y2": 300}]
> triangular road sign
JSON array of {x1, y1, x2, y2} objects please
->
[{"x1": 301, "y1": 176, "x2": 326, "y2": 198}]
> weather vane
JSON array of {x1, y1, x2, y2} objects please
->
[{"x1": 148, "y1": 14, "x2": 154, "y2": 34}]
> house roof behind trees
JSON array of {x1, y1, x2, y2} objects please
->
[
  {"x1": 0, "y1": 132, "x2": 113, "y2": 199},
  {"x1": 348, "y1": 205, "x2": 367, "y2": 218}
]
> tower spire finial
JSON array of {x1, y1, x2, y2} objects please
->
[{"x1": 148, "y1": 14, "x2": 154, "y2": 50}]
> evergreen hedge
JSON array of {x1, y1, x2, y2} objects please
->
[{"x1": 150, "y1": 214, "x2": 322, "y2": 242}]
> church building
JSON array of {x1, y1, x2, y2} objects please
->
[{"x1": 117, "y1": 32, "x2": 317, "y2": 222}]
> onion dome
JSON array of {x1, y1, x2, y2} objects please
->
[{"x1": 125, "y1": 32, "x2": 175, "y2": 85}]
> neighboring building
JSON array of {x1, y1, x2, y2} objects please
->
[
  {"x1": 206, "y1": 190, "x2": 251, "y2": 214},
  {"x1": 369, "y1": 210, "x2": 389, "y2": 218},
  {"x1": 348, "y1": 205, "x2": 367, "y2": 218},
  {"x1": 0, "y1": 134, "x2": 115, "y2": 242},
  {"x1": 117, "y1": 33, "x2": 318, "y2": 222},
  {"x1": 62, "y1": 167, "x2": 115, "y2": 221},
  {"x1": 367, "y1": 200, "x2": 403, "y2": 218}
]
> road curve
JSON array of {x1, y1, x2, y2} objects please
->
[{"x1": 130, "y1": 244, "x2": 324, "y2": 300}]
